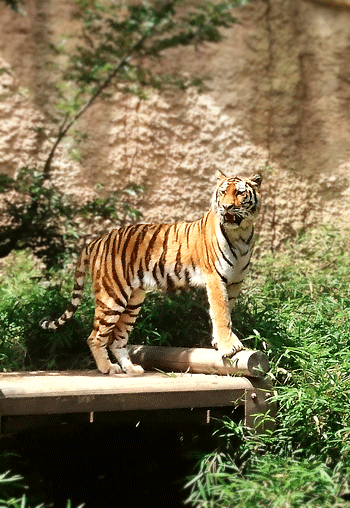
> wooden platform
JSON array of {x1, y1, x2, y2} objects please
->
[{"x1": 0, "y1": 370, "x2": 275, "y2": 435}]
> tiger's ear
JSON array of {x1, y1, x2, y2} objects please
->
[
  {"x1": 250, "y1": 173, "x2": 262, "y2": 187},
  {"x1": 216, "y1": 169, "x2": 227, "y2": 182}
]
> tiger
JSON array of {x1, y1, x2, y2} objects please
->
[{"x1": 40, "y1": 171, "x2": 262, "y2": 375}]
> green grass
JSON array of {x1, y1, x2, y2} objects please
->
[
  {"x1": 1, "y1": 225, "x2": 350, "y2": 506},
  {"x1": 0, "y1": 252, "x2": 95, "y2": 371},
  {"x1": 0, "y1": 469, "x2": 84, "y2": 508}
]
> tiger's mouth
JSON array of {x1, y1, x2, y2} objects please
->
[{"x1": 224, "y1": 212, "x2": 243, "y2": 226}]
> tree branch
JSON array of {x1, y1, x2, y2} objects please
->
[{"x1": 42, "y1": 31, "x2": 150, "y2": 177}]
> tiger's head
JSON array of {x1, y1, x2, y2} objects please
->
[{"x1": 212, "y1": 171, "x2": 262, "y2": 230}]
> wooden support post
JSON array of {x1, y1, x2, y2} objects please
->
[
  {"x1": 127, "y1": 345, "x2": 269, "y2": 377},
  {"x1": 244, "y1": 378, "x2": 277, "y2": 432}
]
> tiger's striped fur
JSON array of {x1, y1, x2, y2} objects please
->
[{"x1": 40, "y1": 171, "x2": 262, "y2": 375}]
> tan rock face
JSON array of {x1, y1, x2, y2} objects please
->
[{"x1": 1, "y1": 0, "x2": 350, "y2": 255}]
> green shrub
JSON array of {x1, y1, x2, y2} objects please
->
[
  {"x1": 131, "y1": 289, "x2": 211, "y2": 348},
  {"x1": 0, "y1": 251, "x2": 94, "y2": 371}
]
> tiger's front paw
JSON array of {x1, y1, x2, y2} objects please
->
[
  {"x1": 212, "y1": 333, "x2": 244, "y2": 358},
  {"x1": 124, "y1": 363, "x2": 144, "y2": 376}
]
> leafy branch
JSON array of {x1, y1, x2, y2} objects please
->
[{"x1": 44, "y1": 0, "x2": 240, "y2": 175}]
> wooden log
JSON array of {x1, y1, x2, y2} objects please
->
[{"x1": 127, "y1": 345, "x2": 269, "y2": 378}]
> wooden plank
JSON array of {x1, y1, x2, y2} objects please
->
[
  {"x1": 128, "y1": 345, "x2": 269, "y2": 377},
  {"x1": 0, "y1": 371, "x2": 254, "y2": 414},
  {"x1": 0, "y1": 371, "x2": 275, "y2": 433},
  {"x1": 0, "y1": 371, "x2": 264, "y2": 413},
  {"x1": 0, "y1": 370, "x2": 255, "y2": 397}
]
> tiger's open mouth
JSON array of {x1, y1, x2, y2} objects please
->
[{"x1": 224, "y1": 212, "x2": 243, "y2": 225}]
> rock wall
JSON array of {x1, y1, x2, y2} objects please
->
[{"x1": 1, "y1": 0, "x2": 350, "y2": 254}]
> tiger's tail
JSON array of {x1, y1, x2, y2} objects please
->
[{"x1": 40, "y1": 246, "x2": 90, "y2": 330}]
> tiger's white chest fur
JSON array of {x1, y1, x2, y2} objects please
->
[{"x1": 215, "y1": 224, "x2": 254, "y2": 285}]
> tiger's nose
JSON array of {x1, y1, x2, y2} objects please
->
[{"x1": 224, "y1": 204, "x2": 238, "y2": 213}]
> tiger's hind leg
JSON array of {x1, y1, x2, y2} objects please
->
[
  {"x1": 87, "y1": 318, "x2": 124, "y2": 375},
  {"x1": 108, "y1": 288, "x2": 146, "y2": 375},
  {"x1": 87, "y1": 293, "x2": 133, "y2": 375}
]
